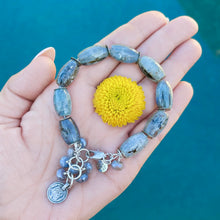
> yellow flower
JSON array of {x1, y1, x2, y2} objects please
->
[{"x1": 93, "y1": 75, "x2": 145, "y2": 127}]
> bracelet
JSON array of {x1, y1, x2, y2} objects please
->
[{"x1": 47, "y1": 44, "x2": 173, "y2": 204}]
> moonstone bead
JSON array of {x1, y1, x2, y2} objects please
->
[
  {"x1": 84, "y1": 162, "x2": 92, "y2": 174},
  {"x1": 156, "y1": 80, "x2": 173, "y2": 109},
  {"x1": 60, "y1": 156, "x2": 69, "y2": 168},
  {"x1": 59, "y1": 117, "x2": 80, "y2": 145},
  {"x1": 56, "y1": 168, "x2": 66, "y2": 180},
  {"x1": 138, "y1": 56, "x2": 165, "y2": 82},
  {"x1": 53, "y1": 88, "x2": 72, "y2": 117},
  {"x1": 119, "y1": 132, "x2": 148, "y2": 158},
  {"x1": 109, "y1": 45, "x2": 139, "y2": 63},
  {"x1": 143, "y1": 110, "x2": 169, "y2": 138},
  {"x1": 76, "y1": 173, "x2": 88, "y2": 183},
  {"x1": 56, "y1": 59, "x2": 79, "y2": 87},
  {"x1": 111, "y1": 160, "x2": 123, "y2": 170},
  {"x1": 77, "y1": 45, "x2": 108, "y2": 65}
]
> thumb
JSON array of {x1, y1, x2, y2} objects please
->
[{"x1": 0, "y1": 47, "x2": 56, "y2": 128}]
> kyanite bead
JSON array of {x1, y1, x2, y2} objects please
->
[
  {"x1": 76, "y1": 173, "x2": 88, "y2": 183},
  {"x1": 97, "y1": 160, "x2": 108, "y2": 173},
  {"x1": 53, "y1": 88, "x2": 72, "y2": 117},
  {"x1": 119, "y1": 132, "x2": 148, "y2": 158},
  {"x1": 138, "y1": 56, "x2": 165, "y2": 82},
  {"x1": 59, "y1": 117, "x2": 80, "y2": 145},
  {"x1": 56, "y1": 59, "x2": 79, "y2": 87},
  {"x1": 77, "y1": 45, "x2": 108, "y2": 65},
  {"x1": 84, "y1": 162, "x2": 92, "y2": 174},
  {"x1": 156, "y1": 80, "x2": 173, "y2": 109},
  {"x1": 143, "y1": 110, "x2": 169, "y2": 138},
  {"x1": 80, "y1": 137, "x2": 87, "y2": 148},
  {"x1": 56, "y1": 168, "x2": 66, "y2": 180},
  {"x1": 69, "y1": 165, "x2": 79, "y2": 175},
  {"x1": 111, "y1": 160, "x2": 123, "y2": 170},
  {"x1": 109, "y1": 45, "x2": 139, "y2": 63},
  {"x1": 60, "y1": 156, "x2": 70, "y2": 168}
]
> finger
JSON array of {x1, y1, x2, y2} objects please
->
[
  {"x1": 0, "y1": 47, "x2": 56, "y2": 128},
  {"x1": 77, "y1": 11, "x2": 168, "y2": 87},
  {"x1": 109, "y1": 16, "x2": 199, "y2": 82}
]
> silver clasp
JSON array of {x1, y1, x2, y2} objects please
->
[{"x1": 88, "y1": 150, "x2": 105, "y2": 160}]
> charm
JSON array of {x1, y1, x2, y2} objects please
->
[{"x1": 47, "y1": 182, "x2": 68, "y2": 204}]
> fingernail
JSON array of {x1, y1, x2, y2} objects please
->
[
  {"x1": 166, "y1": 17, "x2": 170, "y2": 22},
  {"x1": 33, "y1": 47, "x2": 56, "y2": 61}
]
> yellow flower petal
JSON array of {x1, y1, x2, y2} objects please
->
[{"x1": 93, "y1": 76, "x2": 145, "y2": 127}]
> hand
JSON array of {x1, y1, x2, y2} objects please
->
[{"x1": 0, "y1": 11, "x2": 201, "y2": 220}]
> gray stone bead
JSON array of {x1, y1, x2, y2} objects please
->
[
  {"x1": 59, "y1": 117, "x2": 80, "y2": 145},
  {"x1": 84, "y1": 162, "x2": 93, "y2": 174},
  {"x1": 76, "y1": 173, "x2": 88, "y2": 183},
  {"x1": 111, "y1": 160, "x2": 123, "y2": 170},
  {"x1": 56, "y1": 168, "x2": 66, "y2": 180},
  {"x1": 119, "y1": 132, "x2": 148, "y2": 158},
  {"x1": 143, "y1": 110, "x2": 169, "y2": 138},
  {"x1": 60, "y1": 156, "x2": 69, "y2": 168},
  {"x1": 109, "y1": 45, "x2": 139, "y2": 63},
  {"x1": 97, "y1": 160, "x2": 108, "y2": 173},
  {"x1": 77, "y1": 45, "x2": 108, "y2": 65},
  {"x1": 56, "y1": 59, "x2": 79, "y2": 87},
  {"x1": 156, "y1": 80, "x2": 173, "y2": 109},
  {"x1": 67, "y1": 148, "x2": 74, "y2": 157},
  {"x1": 69, "y1": 166, "x2": 79, "y2": 175},
  {"x1": 53, "y1": 88, "x2": 72, "y2": 117},
  {"x1": 138, "y1": 56, "x2": 165, "y2": 82}
]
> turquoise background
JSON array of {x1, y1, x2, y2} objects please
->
[{"x1": 0, "y1": 0, "x2": 219, "y2": 219}]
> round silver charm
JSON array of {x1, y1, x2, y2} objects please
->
[{"x1": 47, "y1": 182, "x2": 68, "y2": 204}]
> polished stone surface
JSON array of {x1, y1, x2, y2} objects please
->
[
  {"x1": 77, "y1": 45, "x2": 108, "y2": 65},
  {"x1": 109, "y1": 44, "x2": 139, "y2": 63},
  {"x1": 138, "y1": 56, "x2": 165, "y2": 82},
  {"x1": 56, "y1": 59, "x2": 79, "y2": 87},
  {"x1": 156, "y1": 80, "x2": 173, "y2": 109},
  {"x1": 119, "y1": 132, "x2": 148, "y2": 158},
  {"x1": 143, "y1": 110, "x2": 169, "y2": 138},
  {"x1": 59, "y1": 117, "x2": 80, "y2": 145},
  {"x1": 53, "y1": 88, "x2": 72, "y2": 117}
]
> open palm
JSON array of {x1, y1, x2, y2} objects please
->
[{"x1": 0, "y1": 11, "x2": 201, "y2": 220}]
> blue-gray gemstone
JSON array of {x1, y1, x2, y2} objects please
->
[
  {"x1": 111, "y1": 160, "x2": 123, "y2": 170},
  {"x1": 53, "y1": 88, "x2": 72, "y2": 117},
  {"x1": 138, "y1": 56, "x2": 165, "y2": 82},
  {"x1": 56, "y1": 168, "x2": 66, "y2": 180},
  {"x1": 76, "y1": 173, "x2": 88, "y2": 183},
  {"x1": 97, "y1": 160, "x2": 108, "y2": 173},
  {"x1": 59, "y1": 117, "x2": 80, "y2": 145},
  {"x1": 119, "y1": 132, "x2": 148, "y2": 158},
  {"x1": 56, "y1": 59, "x2": 79, "y2": 87},
  {"x1": 69, "y1": 165, "x2": 79, "y2": 175},
  {"x1": 77, "y1": 45, "x2": 108, "y2": 65},
  {"x1": 84, "y1": 162, "x2": 92, "y2": 174},
  {"x1": 67, "y1": 148, "x2": 74, "y2": 157},
  {"x1": 60, "y1": 156, "x2": 69, "y2": 168},
  {"x1": 156, "y1": 80, "x2": 173, "y2": 109},
  {"x1": 80, "y1": 137, "x2": 87, "y2": 148},
  {"x1": 143, "y1": 110, "x2": 169, "y2": 138},
  {"x1": 109, "y1": 45, "x2": 139, "y2": 63}
]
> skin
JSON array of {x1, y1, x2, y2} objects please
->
[{"x1": 0, "y1": 11, "x2": 201, "y2": 220}]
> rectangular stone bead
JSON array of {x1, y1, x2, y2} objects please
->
[
  {"x1": 77, "y1": 45, "x2": 108, "y2": 65},
  {"x1": 119, "y1": 132, "x2": 148, "y2": 158},
  {"x1": 56, "y1": 59, "x2": 79, "y2": 87},
  {"x1": 143, "y1": 110, "x2": 169, "y2": 138},
  {"x1": 109, "y1": 45, "x2": 139, "y2": 63},
  {"x1": 156, "y1": 80, "x2": 173, "y2": 110},
  {"x1": 138, "y1": 56, "x2": 165, "y2": 82},
  {"x1": 53, "y1": 88, "x2": 72, "y2": 117},
  {"x1": 59, "y1": 117, "x2": 80, "y2": 145}
]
